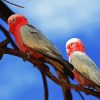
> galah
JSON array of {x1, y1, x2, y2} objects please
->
[
  {"x1": 8, "y1": 14, "x2": 74, "y2": 79},
  {"x1": 66, "y1": 38, "x2": 100, "y2": 90}
]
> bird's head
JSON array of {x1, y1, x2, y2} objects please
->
[
  {"x1": 8, "y1": 14, "x2": 28, "y2": 34},
  {"x1": 66, "y1": 38, "x2": 85, "y2": 57}
]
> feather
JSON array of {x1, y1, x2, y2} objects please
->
[
  {"x1": 70, "y1": 51, "x2": 100, "y2": 86},
  {"x1": 20, "y1": 24, "x2": 74, "y2": 79}
]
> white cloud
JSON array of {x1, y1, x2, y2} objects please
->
[
  {"x1": 26, "y1": 0, "x2": 100, "y2": 33},
  {"x1": 6, "y1": 0, "x2": 100, "y2": 36}
]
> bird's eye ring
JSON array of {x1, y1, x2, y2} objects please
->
[
  {"x1": 70, "y1": 43, "x2": 74, "y2": 46},
  {"x1": 12, "y1": 18, "x2": 16, "y2": 23}
]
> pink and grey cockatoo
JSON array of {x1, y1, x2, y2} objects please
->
[
  {"x1": 66, "y1": 38, "x2": 100, "y2": 90},
  {"x1": 7, "y1": 14, "x2": 74, "y2": 79}
]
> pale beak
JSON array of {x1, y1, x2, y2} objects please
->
[{"x1": 66, "y1": 49, "x2": 69, "y2": 53}]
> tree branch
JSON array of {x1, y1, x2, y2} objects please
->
[
  {"x1": 0, "y1": 24, "x2": 19, "y2": 50},
  {"x1": 39, "y1": 69, "x2": 48, "y2": 100},
  {"x1": 76, "y1": 91, "x2": 85, "y2": 100},
  {"x1": 0, "y1": 1, "x2": 14, "y2": 22},
  {"x1": 56, "y1": 71, "x2": 72, "y2": 100},
  {"x1": 1, "y1": 0, "x2": 24, "y2": 8},
  {"x1": 0, "y1": 46, "x2": 100, "y2": 99}
]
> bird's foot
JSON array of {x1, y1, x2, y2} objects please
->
[
  {"x1": 23, "y1": 52, "x2": 31, "y2": 62},
  {"x1": 32, "y1": 57, "x2": 43, "y2": 67},
  {"x1": 77, "y1": 84, "x2": 83, "y2": 87}
]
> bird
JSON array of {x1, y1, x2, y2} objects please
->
[
  {"x1": 66, "y1": 38, "x2": 100, "y2": 91},
  {"x1": 7, "y1": 14, "x2": 74, "y2": 79}
]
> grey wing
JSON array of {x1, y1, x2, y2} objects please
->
[
  {"x1": 20, "y1": 24, "x2": 74, "y2": 79},
  {"x1": 70, "y1": 51, "x2": 100, "y2": 86},
  {"x1": 20, "y1": 24, "x2": 61, "y2": 58}
]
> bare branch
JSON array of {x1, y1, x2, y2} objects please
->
[
  {"x1": 76, "y1": 91, "x2": 85, "y2": 100},
  {"x1": 56, "y1": 71, "x2": 72, "y2": 100},
  {"x1": 0, "y1": 46, "x2": 100, "y2": 98},
  {"x1": 0, "y1": 39, "x2": 10, "y2": 47},
  {"x1": 39, "y1": 69, "x2": 48, "y2": 100},
  {"x1": 0, "y1": 1, "x2": 14, "y2": 22},
  {"x1": 0, "y1": 24, "x2": 19, "y2": 50},
  {"x1": 1, "y1": 0, "x2": 24, "y2": 8},
  {"x1": 0, "y1": 39, "x2": 9, "y2": 59},
  {"x1": 0, "y1": 49, "x2": 3, "y2": 59}
]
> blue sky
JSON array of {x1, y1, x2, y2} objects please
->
[{"x1": 0, "y1": 0, "x2": 100, "y2": 100}]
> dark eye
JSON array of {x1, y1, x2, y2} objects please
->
[
  {"x1": 70, "y1": 43, "x2": 74, "y2": 46},
  {"x1": 12, "y1": 18, "x2": 16, "y2": 23}
]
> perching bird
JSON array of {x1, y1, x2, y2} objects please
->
[
  {"x1": 66, "y1": 38, "x2": 100, "y2": 90},
  {"x1": 8, "y1": 14, "x2": 74, "y2": 79}
]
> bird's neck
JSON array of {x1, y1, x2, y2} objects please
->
[
  {"x1": 68, "y1": 47, "x2": 85, "y2": 57},
  {"x1": 13, "y1": 21, "x2": 28, "y2": 43},
  {"x1": 13, "y1": 21, "x2": 28, "y2": 35},
  {"x1": 17, "y1": 21, "x2": 28, "y2": 29}
]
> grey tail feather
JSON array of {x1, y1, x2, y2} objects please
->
[
  {"x1": 58, "y1": 58, "x2": 74, "y2": 79},
  {"x1": 37, "y1": 51, "x2": 74, "y2": 79}
]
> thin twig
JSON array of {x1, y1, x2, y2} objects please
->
[
  {"x1": 0, "y1": 39, "x2": 10, "y2": 59},
  {"x1": 56, "y1": 71, "x2": 72, "y2": 100},
  {"x1": 76, "y1": 91, "x2": 85, "y2": 100},
  {"x1": 39, "y1": 69, "x2": 48, "y2": 100},
  {"x1": 0, "y1": 39, "x2": 10, "y2": 47},
  {"x1": 0, "y1": 24, "x2": 19, "y2": 50},
  {"x1": 1, "y1": 0, "x2": 24, "y2": 8}
]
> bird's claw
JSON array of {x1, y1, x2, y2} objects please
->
[
  {"x1": 23, "y1": 52, "x2": 31, "y2": 62},
  {"x1": 77, "y1": 84, "x2": 82, "y2": 87}
]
